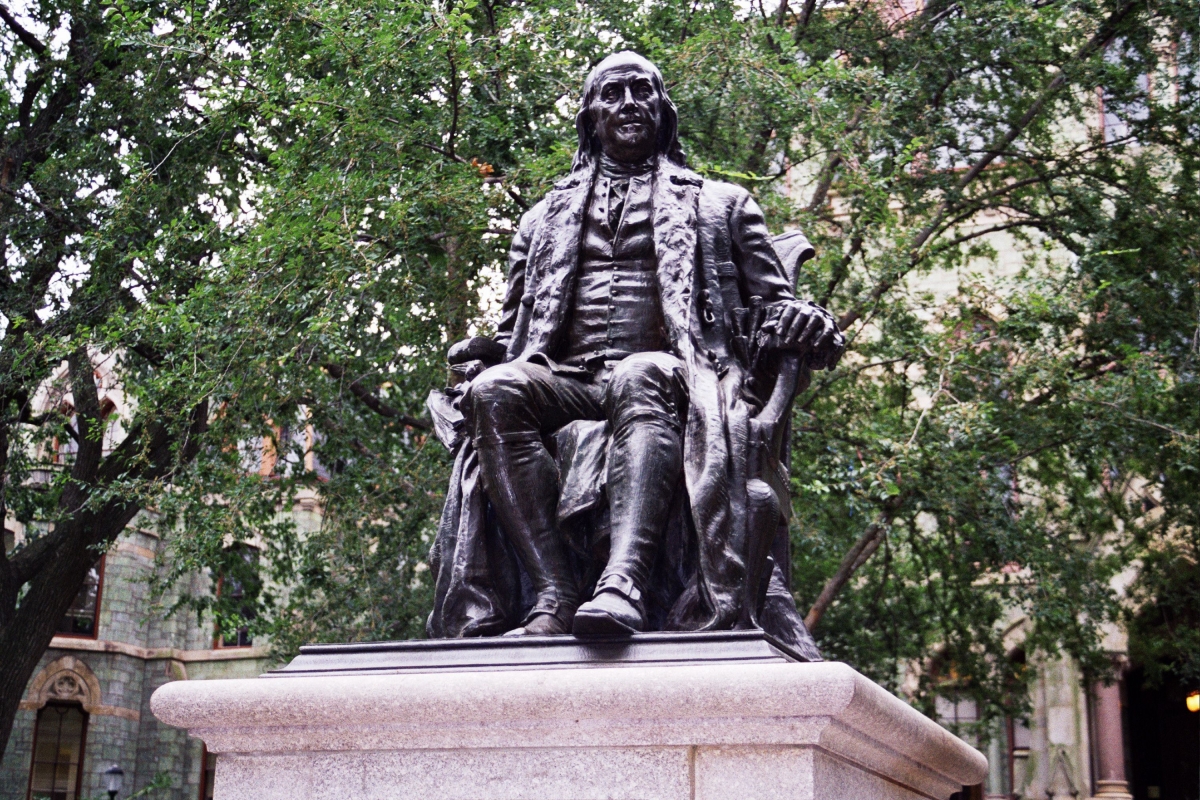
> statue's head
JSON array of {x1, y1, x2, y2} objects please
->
[{"x1": 573, "y1": 52, "x2": 685, "y2": 169}]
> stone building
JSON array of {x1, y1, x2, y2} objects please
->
[
  {"x1": 0, "y1": 514, "x2": 275, "y2": 800},
  {"x1": 2, "y1": 354, "x2": 321, "y2": 800}
]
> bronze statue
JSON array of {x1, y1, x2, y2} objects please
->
[{"x1": 426, "y1": 52, "x2": 843, "y2": 656}]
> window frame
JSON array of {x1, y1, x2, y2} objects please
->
[
  {"x1": 210, "y1": 573, "x2": 254, "y2": 649},
  {"x1": 26, "y1": 701, "x2": 89, "y2": 800},
  {"x1": 211, "y1": 545, "x2": 259, "y2": 650},
  {"x1": 54, "y1": 555, "x2": 105, "y2": 641}
]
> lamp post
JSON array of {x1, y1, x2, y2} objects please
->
[
  {"x1": 1188, "y1": 692, "x2": 1199, "y2": 800},
  {"x1": 102, "y1": 764, "x2": 124, "y2": 800}
]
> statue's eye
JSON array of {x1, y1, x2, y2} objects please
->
[
  {"x1": 601, "y1": 86, "x2": 621, "y2": 101},
  {"x1": 632, "y1": 83, "x2": 653, "y2": 100}
]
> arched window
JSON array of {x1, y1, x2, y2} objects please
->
[{"x1": 27, "y1": 703, "x2": 88, "y2": 800}]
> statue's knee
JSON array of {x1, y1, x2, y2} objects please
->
[
  {"x1": 608, "y1": 354, "x2": 677, "y2": 398},
  {"x1": 465, "y1": 364, "x2": 532, "y2": 433},
  {"x1": 607, "y1": 354, "x2": 686, "y2": 420}
]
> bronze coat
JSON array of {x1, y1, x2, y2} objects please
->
[{"x1": 495, "y1": 158, "x2": 796, "y2": 632}]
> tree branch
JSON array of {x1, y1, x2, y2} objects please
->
[
  {"x1": 805, "y1": 520, "x2": 889, "y2": 631},
  {"x1": 928, "y1": 0, "x2": 1138, "y2": 219},
  {"x1": 0, "y1": 186, "x2": 83, "y2": 235},
  {"x1": 446, "y1": 49, "x2": 460, "y2": 159},
  {"x1": 925, "y1": 218, "x2": 1048, "y2": 258},
  {"x1": 0, "y1": 2, "x2": 47, "y2": 56},
  {"x1": 819, "y1": 234, "x2": 862, "y2": 308},
  {"x1": 0, "y1": 423, "x2": 10, "y2": 578},
  {"x1": 795, "y1": 0, "x2": 820, "y2": 36},
  {"x1": 836, "y1": 0, "x2": 1143, "y2": 332},
  {"x1": 63, "y1": 349, "x2": 103, "y2": 512},
  {"x1": 323, "y1": 363, "x2": 432, "y2": 430},
  {"x1": 805, "y1": 108, "x2": 864, "y2": 213},
  {"x1": 805, "y1": 153, "x2": 841, "y2": 213},
  {"x1": 412, "y1": 141, "x2": 529, "y2": 211},
  {"x1": 801, "y1": 506, "x2": 897, "y2": 633},
  {"x1": 18, "y1": 67, "x2": 48, "y2": 131},
  {"x1": 774, "y1": 0, "x2": 790, "y2": 27}
]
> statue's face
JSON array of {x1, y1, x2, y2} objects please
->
[{"x1": 589, "y1": 64, "x2": 662, "y2": 164}]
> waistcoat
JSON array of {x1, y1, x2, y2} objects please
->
[{"x1": 562, "y1": 170, "x2": 668, "y2": 361}]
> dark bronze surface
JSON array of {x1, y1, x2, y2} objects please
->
[
  {"x1": 267, "y1": 630, "x2": 807, "y2": 677},
  {"x1": 426, "y1": 51, "x2": 844, "y2": 658}
]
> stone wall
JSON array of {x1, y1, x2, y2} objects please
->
[
  {"x1": 1, "y1": 517, "x2": 271, "y2": 800},
  {"x1": 970, "y1": 655, "x2": 1097, "y2": 799}
]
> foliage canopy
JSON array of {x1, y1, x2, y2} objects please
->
[{"x1": 2, "y1": 0, "x2": 1197, "y2": 755}]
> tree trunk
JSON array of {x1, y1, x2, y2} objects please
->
[
  {"x1": 0, "y1": 387, "x2": 207, "y2": 760},
  {"x1": 0, "y1": 504, "x2": 138, "y2": 758}
]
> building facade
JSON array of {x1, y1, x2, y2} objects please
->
[
  {"x1": 2, "y1": 353, "x2": 324, "y2": 800},
  {"x1": 0, "y1": 515, "x2": 273, "y2": 800}
]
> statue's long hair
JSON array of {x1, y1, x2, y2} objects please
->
[{"x1": 571, "y1": 52, "x2": 687, "y2": 171}]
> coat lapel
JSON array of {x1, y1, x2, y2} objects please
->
[
  {"x1": 521, "y1": 167, "x2": 594, "y2": 358},
  {"x1": 651, "y1": 159, "x2": 702, "y2": 359}
]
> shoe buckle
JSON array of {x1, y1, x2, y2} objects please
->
[{"x1": 595, "y1": 573, "x2": 642, "y2": 603}]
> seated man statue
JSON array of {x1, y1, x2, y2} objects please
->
[{"x1": 426, "y1": 51, "x2": 844, "y2": 648}]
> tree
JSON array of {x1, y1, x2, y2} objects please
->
[
  {"x1": 0, "y1": 0, "x2": 261, "y2": 757},
  {"x1": 762, "y1": 0, "x2": 1200, "y2": 723},
  {"x1": 3, "y1": 0, "x2": 1197, "y2": 761}
]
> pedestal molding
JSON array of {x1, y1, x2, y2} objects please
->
[{"x1": 153, "y1": 660, "x2": 986, "y2": 799}]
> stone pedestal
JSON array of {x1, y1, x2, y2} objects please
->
[{"x1": 151, "y1": 632, "x2": 987, "y2": 800}]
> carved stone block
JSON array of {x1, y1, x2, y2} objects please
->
[{"x1": 151, "y1": 635, "x2": 987, "y2": 799}]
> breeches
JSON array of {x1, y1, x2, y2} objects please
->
[
  {"x1": 464, "y1": 352, "x2": 688, "y2": 606},
  {"x1": 466, "y1": 352, "x2": 687, "y2": 446}
]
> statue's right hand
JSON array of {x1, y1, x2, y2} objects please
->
[{"x1": 447, "y1": 336, "x2": 507, "y2": 366}]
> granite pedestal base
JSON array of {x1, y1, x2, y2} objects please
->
[{"x1": 151, "y1": 632, "x2": 987, "y2": 800}]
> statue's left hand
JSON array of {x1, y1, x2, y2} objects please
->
[
  {"x1": 766, "y1": 300, "x2": 845, "y2": 370},
  {"x1": 447, "y1": 336, "x2": 507, "y2": 366}
]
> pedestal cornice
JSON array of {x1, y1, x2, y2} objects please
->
[{"x1": 152, "y1": 637, "x2": 987, "y2": 800}]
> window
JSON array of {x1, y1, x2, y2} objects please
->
[
  {"x1": 1099, "y1": 76, "x2": 1150, "y2": 144},
  {"x1": 55, "y1": 558, "x2": 103, "y2": 639},
  {"x1": 236, "y1": 411, "x2": 329, "y2": 480},
  {"x1": 1008, "y1": 714, "x2": 1032, "y2": 794},
  {"x1": 929, "y1": 652, "x2": 981, "y2": 735},
  {"x1": 98, "y1": 398, "x2": 119, "y2": 456},
  {"x1": 27, "y1": 704, "x2": 87, "y2": 800},
  {"x1": 935, "y1": 695, "x2": 979, "y2": 727},
  {"x1": 1098, "y1": 38, "x2": 1151, "y2": 145},
  {"x1": 261, "y1": 424, "x2": 310, "y2": 478},
  {"x1": 52, "y1": 425, "x2": 78, "y2": 466},
  {"x1": 215, "y1": 572, "x2": 255, "y2": 647},
  {"x1": 198, "y1": 745, "x2": 217, "y2": 800},
  {"x1": 213, "y1": 545, "x2": 259, "y2": 648}
]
